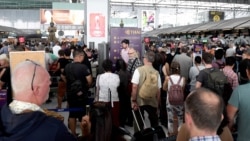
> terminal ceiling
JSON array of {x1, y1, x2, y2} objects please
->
[
  {"x1": 111, "y1": 0, "x2": 250, "y2": 11},
  {"x1": 0, "y1": 0, "x2": 249, "y2": 9}
]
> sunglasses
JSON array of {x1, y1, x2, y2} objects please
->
[{"x1": 26, "y1": 59, "x2": 40, "y2": 91}]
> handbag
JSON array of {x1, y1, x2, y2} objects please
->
[
  {"x1": 94, "y1": 75, "x2": 112, "y2": 108},
  {"x1": 49, "y1": 59, "x2": 58, "y2": 72}
]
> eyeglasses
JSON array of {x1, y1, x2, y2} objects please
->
[{"x1": 26, "y1": 59, "x2": 40, "y2": 91}]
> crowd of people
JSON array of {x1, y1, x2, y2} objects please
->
[{"x1": 0, "y1": 36, "x2": 249, "y2": 141}]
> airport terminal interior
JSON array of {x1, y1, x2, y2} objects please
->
[{"x1": 0, "y1": 0, "x2": 250, "y2": 140}]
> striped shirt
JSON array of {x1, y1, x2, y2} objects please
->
[
  {"x1": 127, "y1": 58, "x2": 142, "y2": 75},
  {"x1": 189, "y1": 135, "x2": 221, "y2": 141}
]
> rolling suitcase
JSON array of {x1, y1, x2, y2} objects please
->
[{"x1": 131, "y1": 109, "x2": 166, "y2": 141}]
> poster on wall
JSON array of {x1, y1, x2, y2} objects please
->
[
  {"x1": 110, "y1": 27, "x2": 142, "y2": 63},
  {"x1": 141, "y1": 10, "x2": 155, "y2": 32},
  {"x1": 193, "y1": 44, "x2": 203, "y2": 64},
  {"x1": 193, "y1": 44, "x2": 203, "y2": 54},
  {"x1": 40, "y1": 9, "x2": 84, "y2": 25},
  {"x1": 89, "y1": 13, "x2": 105, "y2": 37}
]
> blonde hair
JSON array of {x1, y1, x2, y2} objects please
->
[{"x1": 128, "y1": 47, "x2": 139, "y2": 58}]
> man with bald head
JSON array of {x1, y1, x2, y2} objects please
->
[
  {"x1": 0, "y1": 60, "x2": 76, "y2": 141},
  {"x1": 184, "y1": 88, "x2": 224, "y2": 141}
]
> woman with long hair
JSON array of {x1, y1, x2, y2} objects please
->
[
  {"x1": 164, "y1": 61, "x2": 185, "y2": 136},
  {"x1": 95, "y1": 59, "x2": 120, "y2": 127},
  {"x1": 115, "y1": 59, "x2": 133, "y2": 127},
  {"x1": 79, "y1": 102, "x2": 127, "y2": 141}
]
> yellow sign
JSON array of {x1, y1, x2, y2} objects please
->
[
  {"x1": 213, "y1": 15, "x2": 221, "y2": 22},
  {"x1": 9, "y1": 51, "x2": 46, "y2": 75}
]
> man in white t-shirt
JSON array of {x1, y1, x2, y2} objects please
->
[
  {"x1": 52, "y1": 41, "x2": 61, "y2": 58},
  {"x1": 131, "y1": 51, "x2": 161, "y2": 131},
  {"x1": 120, "y1": 39, "x2": 130, "y2": 63},
  {"x1": 189, "y1": 56, "x2": 205, "y2": 92},
  {"x1": 226, "y1": 42, "x2": 236, "y2": 57}
]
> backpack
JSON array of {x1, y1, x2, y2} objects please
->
[
  {"x1": 168, "y1": 76, "x2": 184, "y2": 105},
  {"x1": 215, "y1": 61, "x2": 225, "y2": 70},
  {"x1": 204, "y1": 68, "x2": 228, "y2": 96},
  {"x1": 138, "y1": 67, "x2": 159, "y2": 99}
]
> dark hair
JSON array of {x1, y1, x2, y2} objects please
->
[
  {"x1": 64, "y1": 48, "x2": 71, "y2": 56},
  {"x1": 195, "y1": 56, "x2": 202, "y2": 64},
  {"x1": 144, "y1": 51, "x2": 155, "y2": 63},
  {"x1": 185, "y1": 88, "x2": 224, "y2": 132},
  {"x1": 246, "y1": 59, "x2": 250, "y2": 74},
  {"x1": 115, "y1": 59, "x2": 127, "y2": 72},
  {"x1": 90, "y1": 102, "x2": 112, "y2": 141},
  {"x1": 181, "y1": 46, "x2": 188, "y2": 53},
  {"x1": 202, "y1": 52, "x2": 214, "y2": 64},
  {"x1": 3, "y1": 41, "x2": 8, "y2": 46},
  {"x1": 215, "y1": 49, "x2": 224, "y2": 60},
  {"x1": 121, "y1": 39, "x2": 129, "y2": 45},
  {"x1": 153, "y1": 52, "x2": 163, "y2": 70},
  {"x1": 159, "y1": 51, "x2": 167, "y2": 65},
  {"x1": 73, "y1": 48, "x2": 84, "y2": 58},
  {"x1": 44, "y1": 47, "x2": 50, "y2": 52},
  {"x1": 58, "y1": 49, "x2": 65, "y2": 56},
  {"x1": 225, "y1": 57, "x2": 236, "y2": 66},
  {"x1": 102, "y1": 59, "x2": 113, "y2": 72},
  {"x1": 170, "y1": 61, "x2": 180, "y2": 75}
]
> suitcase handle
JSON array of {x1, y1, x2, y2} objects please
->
[{"x1": 132, "y1": 109, "x2": 147, "y2": 131}]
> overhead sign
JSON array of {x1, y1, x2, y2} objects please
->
[
  {"x1": 40, "y1": 9, "x2": 84, "y2": 25},
  {"x1": 209, "y1": 11, "x2": 224, "y2": 22}
]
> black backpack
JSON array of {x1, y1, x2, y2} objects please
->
[{"x1": 204, "y1": 68, "x2": 228, "y2": 96}]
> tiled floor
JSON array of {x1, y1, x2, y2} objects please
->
[{"x1": 41, "y1": 94, "x2": 169, "y2": 140}]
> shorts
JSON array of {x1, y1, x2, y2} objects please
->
[
  {"x1": 57, "y1": 81, "x2": 66, "y2": 97},
  {"x1": 68, "y1": 98, "x2": 87, "y2": 121}
]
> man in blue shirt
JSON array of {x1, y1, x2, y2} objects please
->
[
  {"x1": 0, "y1": 41, "x2": 9, "y2": 55},
  {"x1": 185, "y1": 88, "x2": 224, "y2": 141}
]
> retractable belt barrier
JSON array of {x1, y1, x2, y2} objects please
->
[{"x1": 48, "y1": 108, "x2": 85, "y2": 112}]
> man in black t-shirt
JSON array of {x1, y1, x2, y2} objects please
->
[
  {"x1": 56, "y1": 49, "x2": 73, "y2": 109},
  {"x1": 196, "y1": 52, "x2": 214, "y2": 88},
  {"x1": 61, "y1": 49, "x2": 92, "y2": 136}
]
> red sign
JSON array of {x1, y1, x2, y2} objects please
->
[
  {"x1": 89, "y1": 13, "x2": 105, "y2": 37},
  {"x1": 144, "y1": 37, "x2": 150, "y2": 43},
  {"x1": 18, "y1": 37, "x2": 25, "y2": 43}
]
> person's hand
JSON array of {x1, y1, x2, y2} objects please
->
[
  {"x1": 81, "y1": 115, "x2": 90, "y2": 136},
  {"x1": 131, "y1": 101, "x2": 139, "y2": 110}
]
